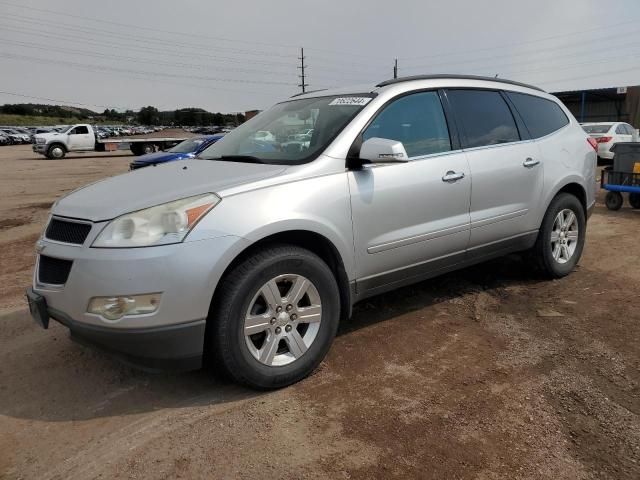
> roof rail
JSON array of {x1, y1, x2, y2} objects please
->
[{"x1": 375, "y1": 74, "x2": 545, "y2": 92}]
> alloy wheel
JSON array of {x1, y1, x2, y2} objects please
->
[
  {"x1": 550, "y1": 208, "x2": 579, "y2": 264},
  {"x1": 244, "y1": 274, "x2": 322, "y2": 367}
]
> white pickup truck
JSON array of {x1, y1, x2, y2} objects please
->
[{"x1": 33, "y1": 124, "x2": 188, "y2": 159}]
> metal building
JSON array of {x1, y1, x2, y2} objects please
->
[{"x1": 553, "y1": 86, "x2": 640, "y2": 127}]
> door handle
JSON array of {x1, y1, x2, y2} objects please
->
[
  {"x1": 442, "y1": 170, "x2": 465, "y2": 182},
  {"x1": 523, "y1": 157, "x2": 540, "y2": 168}
]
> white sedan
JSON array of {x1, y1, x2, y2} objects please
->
[{"x1": 581, "y1": 122, "x2": 639, "y2": 160}]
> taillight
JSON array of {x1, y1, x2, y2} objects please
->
[
  {"x1": 595, "y1": 136, "x2": 612, "y2": 143},
  {"x1": 587, "y1": 137, "x2": 598, "y2": 151}
]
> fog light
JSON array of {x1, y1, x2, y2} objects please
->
[{"x1": 87, "y1": 293, "x2": 161, "y2": 321}]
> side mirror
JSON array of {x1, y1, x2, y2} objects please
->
[{"x1": 359, "y1": 137, "x2": 408, "y2": 164}]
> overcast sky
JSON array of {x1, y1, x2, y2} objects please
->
[{"x1": 1, "y1": 0, "x2": 639, "y2": 113}]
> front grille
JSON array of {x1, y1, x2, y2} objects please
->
[
  {"x1": 45, "y1": 218, "x2": 91, "y2": 245},
  {"x1": 38, "y1": 255, "x2": 73, "y2": 285}
]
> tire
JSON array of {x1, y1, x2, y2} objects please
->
[
  {"x1": 210, "y1": 245, "x2": 340, "y2": 389},
  {"x1": 130, "y1": 144, "x2": 143, "y2": 156},
  {"x1": 605, "y1": 191, "x2": 623, "y2": 211},
  {"x1": 532, "y1": 193, "x2": 586, "y2": 278},
  {"x1": 142, "y1": 143, "x2": 155, "y2": 154},
  {"x1": 46, "y1": 144, "x2": 66, "y2": 159},
  {"x1": 629, "y1": 193, "x2": 640, "y2": 209}
]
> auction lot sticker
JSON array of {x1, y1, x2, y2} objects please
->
[{"x1": 328, "y1": 97, "x2": 372, "y2": 106}]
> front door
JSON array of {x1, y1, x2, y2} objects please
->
[
  {"x1": 67, "y1": 126, "x2": 94, "y2": 151},
  {"x1": 348, "y1": 90, "x2": 471, "y2": 296}
]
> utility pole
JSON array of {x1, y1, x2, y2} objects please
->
[
  {"x1": 393, "y1": 58, "x2": 398, "y2": 79},
  {"x1": 298, "y1": 47, "x2": 308, "y2": 93}
]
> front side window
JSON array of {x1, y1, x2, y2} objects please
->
[
  {"x1": 199, "y1": 94, "x2": 374, "y2": 165},
  {"x1": 447, "y1": 89, "x2": 520, "y2": 148},
  {"x1": 71, "y1": 126, "x2": 89, "y2": 135},
  {"x1": 362, "y1": 91, "x2": 451, "y2": 158},
  {"x1": 507, "y1": 92, "x2": 569, "y2": 139}
]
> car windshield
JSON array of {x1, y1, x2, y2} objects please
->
[
  {"x1": 198, "y1": 94, "x2": 374, "y2": 164},
  {"x1": 169, "y1": 138, "x2": 207, "y2": 153},
  {"x1": 582, "y1": 124, "x2": 612, "y2": 134}
]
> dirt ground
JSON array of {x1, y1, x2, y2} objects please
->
[{"x1": 0, "y1": 141, "x2": 638, "y2": 479}]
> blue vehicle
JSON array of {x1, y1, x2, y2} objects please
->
[{"x1": 129, "y1": 135, "x2": 224, "y2": 170}]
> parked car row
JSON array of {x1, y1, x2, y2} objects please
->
[
  {"x1": 0, "y1": 125, "x2": 168, "y2": 145},
  {"x1": 186, "y1": 126, "x2": 234, "y2": 135},
  {"x1": 0, "y1": 127, "x2": 33, "y2": 144}
]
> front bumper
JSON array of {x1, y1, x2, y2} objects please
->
[
  {"x1": 33, "y1": 143, "x2": 47, "y2": 154},
  {"x1": 28, "y1": 287, "x2": 205, "y2": 371},
  {"x1": 31, "y1": 231, "x2": 249, "y2": 370}
]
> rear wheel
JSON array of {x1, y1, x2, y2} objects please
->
[
  {"x1": 605, "y1": 191, "x2": 623, "y2": 211},
  {"x1": 210, "y1": 245, "x2": 340, "y2": 389},
  {"x1": 532, "y1": 193, "x2": 585, "y2": 278},
  {"x1": 629, "y1": 193, "x2": 640, "y2": 209}
]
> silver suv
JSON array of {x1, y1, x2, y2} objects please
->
[{"x1": 26, "y1": 75, "x2": 596, "y2": 389}]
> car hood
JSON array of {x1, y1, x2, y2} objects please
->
[
  {"x1": 36, "y1": 132, "x2": 66, "y2": 141},
  {"x1": 130, "y1": 151, "x2": 194, "y2": 165},
  {"x1": 53, "y1": 159, "x2": 287, "y2": 221}
]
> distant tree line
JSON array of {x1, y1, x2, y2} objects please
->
[
  {"x1": 0, "y1": 103, "x2": 97, "y2": 118},
  {"x1": 137, "y1": 107, "x2": 245, "y2": 126},
  {"x1": 1, "y1": 103, "x2": 246, "y2": 126}
]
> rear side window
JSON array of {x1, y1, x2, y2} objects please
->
[
  {"x1": 507, "y1": 92, "x2": 569, "y2": 139},
  {"x1": 446, "y1": 89, "x2": 520, "y2": 148},
  {"x1": 616, "y1": 124, "x2": 626, "y2": 134},
  {"x1": 363, "y1": 91, "x2": 451, "y2": 158}
]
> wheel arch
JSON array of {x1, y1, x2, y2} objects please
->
[
  {"x1": 204, "y1": 229, "x2": 353, "y2": 361},
  {"x1": 47, "y1": 142, "x2": 67, "y2": 153},
  {"x1": 544, "y1": 179, "x2": 588, "y2": 220}
]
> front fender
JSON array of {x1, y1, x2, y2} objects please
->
[{"x1": 189, "y1": 173, "x2": 355, "y2": 279}]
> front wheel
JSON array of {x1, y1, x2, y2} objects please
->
[
  {"x1": 46, "y1": 144, "x2": 66, "y2": 159},
  {"x1": 629, "y1": 193, "x2": 640, "y2": 209},
  {"x1": 532, "y1": 193, "x2": 586, "y2": 278},
  {"x1": 210, "y1": 245, "x2": 340, "y2": 389}
]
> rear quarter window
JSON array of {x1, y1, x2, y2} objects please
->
[{"x1": 506, "y1": 92, "x2": 569, "y2": 139}]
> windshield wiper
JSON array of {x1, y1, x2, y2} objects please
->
[{"x1": 205, "y1": 155, "x2": 265, "y2": 164}]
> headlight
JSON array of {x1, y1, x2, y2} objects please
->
[
  {"x1": 92, "y1": 193, "x2": 220, "y2": 248},
  {"x1": 36, "y1": 138, "x2": 46, "y2": 144}
]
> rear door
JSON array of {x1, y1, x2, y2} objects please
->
[
  {"x1": 446, "y1": 89, "x2": 543, "y2": 249},
  {"x1": 349, "y1": 90, "x2": 471, "y2": 294}
]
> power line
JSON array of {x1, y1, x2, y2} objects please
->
[
  {"x1": 0, "y1": 90, "x2": 118, "y2": 110},
  {"x1": 0, "y1": 51, "x2": 296, "y2": 87},
  {"x1": 0, "y1": 23, "x2": 297, "y2": 69},
  {"x1": 0, "y1": 0, "x2": 298, "y2": 52},
  {"x1": 403, "y1": 26, "x2": 640, "y2": 72},
  {"x1": 400, "y1": 17, "x2": 640, "y2": 61},
  {"x1": 0, "y1": 0, "x2": 390, "y2": 63},
  {"x1": 1, "y1": 13, "x2": 295, "y2": 60},
  {"x1": 0, "y1": 37, "x2": 299, "y2": 80}
]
